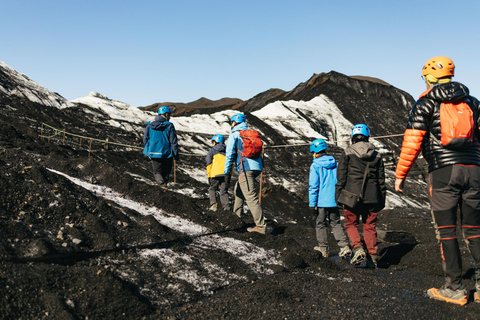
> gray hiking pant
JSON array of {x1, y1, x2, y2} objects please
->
[
  {"x1": 209, "y1": 177, "x2": 230, "y2": 210},
  {"x1": 233, "y1": 170, "x2": 266, "y2": 230},
  {"x1": 316, "y1": 207, "x2": 349, "y2": 248}
]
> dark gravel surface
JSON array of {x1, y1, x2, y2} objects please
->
[{"x1": 1, "y1": 93, "x2": 479, "y2": 320}]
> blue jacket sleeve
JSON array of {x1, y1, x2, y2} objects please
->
[
  {"x1": 308, "y1": 164, "x2": 319, "y2": 207},
  {"x1": 169, "y1": 123, "x2": 179, "y2": 161},
  {"x1": 143, "y1": 123, "x2": 150, "y2": 146},
  {"x1": 224, "y1": 133, "x2": 237, "y2": 174}
]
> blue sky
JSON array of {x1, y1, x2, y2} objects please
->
[{"x1": 1, "y1": 0, "x2": 479, "y2": 107}]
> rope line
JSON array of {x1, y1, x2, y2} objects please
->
[
  {"x1": 264, "y1": 133, "x2": 405, "y2": 149},
  {"x1": 40, "y1": 123, "x2": 405, "y2": 153},
  {"x1": 42, "y1": 123, "x2": 143, "y2": 149}
]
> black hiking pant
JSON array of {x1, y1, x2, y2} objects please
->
[
  {"x1": 151, "y1": 157, "x2": 173, "y2": 187},
  {"x1": 429, "y1": 165, "x2": 480, "y2": 290}
]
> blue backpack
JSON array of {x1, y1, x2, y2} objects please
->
[{"x1": 143, "y1": 121, "x2": 173, "y2": 158}]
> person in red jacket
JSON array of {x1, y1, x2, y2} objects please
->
[{"x1": 395, "y1": 56, "x2": 480, "y2": 305}]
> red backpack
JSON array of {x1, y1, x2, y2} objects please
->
[
  {"x1": 439, "y1": 101, "x2": 476, "y2": 149},
  {"x1": 238, "y1": 129, "x2": 263, "y2": 159}
]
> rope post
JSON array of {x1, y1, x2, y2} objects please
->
[
  {"x1": 41, "y1": 123, "x2": 44, "y2": 140},
  {"x1": 259, "y1": 147, "x2": 265, "y2": 204},
  {"x1": 89, "y1": 139, "x2": 92, "y2": 157},
  {"x1": 79, "y1": 138, "x2": 82, "y2": 149},
  {"x1": 63, "y1": 129, "x2": 66, "y2": 145},
  {"x1": 174, "y1": 160, "x2": 176, "y2": 183}
]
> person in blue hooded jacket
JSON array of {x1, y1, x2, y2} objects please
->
[
  {"x1": 143, "y1": 106, "x2": 179, "y2": 189},
  {"x1": 224, "y1": 113, "x2": 269, "y2": 234},
  {"x1": 309, "y1": 139, "x2": 351, "y2": 258}
]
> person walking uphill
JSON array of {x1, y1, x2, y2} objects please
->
[
  {"x1": 336, "y1": 124, "x2": 386, "y2": 268},
  {"x1": 224, "y1": 113, "x2": 270, "y2": 234},
  {"x1": 206, "y1": 134, "x2": 230, "y2": 212},
  {"x1": 395, "y1": 56, "x2": 480, "y2": 306},
  {"x1": 143, "y1": 106, "x2": 179, "y2": 189},
  {"x1": 309, "y1": 139, "x2": 351, "y2": 258}
]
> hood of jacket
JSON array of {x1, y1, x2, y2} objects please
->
[
  {"x1": 231, "y1": 122, "x2": 248, "y2": 133},
  {"x1": 212, "y1": 142, "x2": 226, "y2": 153},
  {"x1": 150, "y1": 115, "x2": 171, "y2": 131},
  {"x1": 422, "y1": 81, "x2": 470, "y2": 103},
  {"x1": 345, "y1": 141, "x2": 376, "y2": 160},
  {"x1": 312, "y1": 154, "x2": 337, "y2": 169}
]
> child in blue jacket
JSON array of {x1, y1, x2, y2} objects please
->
[{"x1": 309, "y1": 139, "x2": 351, "y2": 258}]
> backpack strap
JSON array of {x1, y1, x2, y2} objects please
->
[{"x1": 360, "y1": 161, "x2": 370, "y2": 199}]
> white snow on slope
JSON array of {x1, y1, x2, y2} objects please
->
[
  {"x1": 0, "y1": 61, "x2": 67, "y2": 108},
  {"x1": 69, "y1": 92, "x2": 155, "y2": 130},
  {"x1": 252, "y1": 95, "x2": 387, "y2": 151},
  {"x1": 67, "y1": 90, "x2": 388, "y2": 156},
  {"x1": 47, "y1": 168, "x2": 281, "y2": 275}
]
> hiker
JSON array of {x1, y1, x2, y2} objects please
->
[
  {"x1": 206, "y1": 134, "x2": 230, "y2": 211},
  {"x1": 143, "y1": 106, "x2": 179, "y2": 189},
  {"x1": 224, "y1": 113, "x2": 269, "y2": 234},
  {"x1": 395, "y1": 56, "x2": 480, "y2": 305},
  {"x1": 309, "y1": 139, "x2": 352, "y2": 258},
  {"x1": 336, "y1": 124, "x2": 386, "y2": 268}
]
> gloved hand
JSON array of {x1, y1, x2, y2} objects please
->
[
  {"x1": 208, "y1": 178, "x2": 212, "y2": 185},
  {"x1": 310, "y1": 207, "x2": 318, "y2": 216},
  {"x1": 225, "y1": 173, "x2": 231, "y2": 186}
]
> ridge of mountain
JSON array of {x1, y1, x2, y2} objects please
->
[
  {"x1": 140, "y1": 96, "x2": 243, "y2": 116},
  {"x1": 0, "y1": 61, "x2": 67, "y2": 108}
]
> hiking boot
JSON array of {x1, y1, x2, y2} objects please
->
[
  {"x1": 366, "y1": 255, "x2": 378, "y2": 269},
  {"x1": 475, "y1": 292, "x2": 480, "y2": 303},
  {"x1": 427, "y1": 287, "x2": 467, "y2": 306},
  {"x1": 314, "y1": 246, "x2": 329, "y2": 258},
  {"x1": 247, "y1": 226, "x2": 266, "y2": 234},
  {"x1": 350, "y1": 247, "x2": 366, "y2": 265},
  {"x1": 209, "y1": 204, "x2": 217, "y2": 212},
  {"x1": 339, "y1": 245, "x2": 352, "y2": 258}
]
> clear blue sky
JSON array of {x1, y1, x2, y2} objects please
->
[{"x1": 1, "y1": 0, "x2": 479, "y2": 107}]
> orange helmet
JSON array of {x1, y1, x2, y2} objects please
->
[{"x1": 422, "y1": 56, "x2": 455, "y2": 78}]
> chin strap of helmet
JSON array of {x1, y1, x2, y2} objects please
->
[{"x1": 423, "y1": 74, "x2": 452, "y2": 87}]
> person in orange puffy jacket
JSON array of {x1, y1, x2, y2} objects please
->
[{"x1": 395, "y1": 56, "x2": 480, "y2": 306}]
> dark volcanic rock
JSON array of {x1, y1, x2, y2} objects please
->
[{"x1": 1, "y1": 62, "x2": 479, "y2": 319}]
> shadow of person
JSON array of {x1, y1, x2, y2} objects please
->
[{"x1": 378, "y1": 231, "x2": 418, "y2": 268}]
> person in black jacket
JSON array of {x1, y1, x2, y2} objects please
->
[
  {"x1": 336, "y1": 124, "x2": 386, "y2": 268},
  {"x1": 395, "y1": 56, "x2": 480, "y2": 305}
]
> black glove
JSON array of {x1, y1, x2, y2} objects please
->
[
  {"x1": 225, "y1": 174, "x2": 231, "y2": 186},
  {"x1": 208, "y1": 178, "x2": 212, "y2": 185},
  {"x1": 310, "y1": 207, "x2": 318, "y2": 216}
]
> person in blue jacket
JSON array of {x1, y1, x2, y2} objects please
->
[
  {"x1": 143, "y1": 106, "x2": 179, "y2": 189},
  {"x1": 309, "y1": 139, "x2": 351, "y2": 258},
  {"x1": 224, "y1": 113, "x2": 269, "y2": 234}
]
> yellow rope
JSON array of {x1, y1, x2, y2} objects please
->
[
  {"x1": 40, "y1": 123, "x2": 405, "y2": 153},
  {"x1": 264, "y1": 133, "x2": 405, "y2": 149},
  {"x1": 42, "y1": 123, "x2": 143, "y2": 150}
]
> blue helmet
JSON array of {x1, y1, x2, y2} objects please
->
[
  {"x1": 211, "y1": 134, "x2": 225, "y2": 143},
  {"x1": 230, "y1": 113, "x2": 246, "y2": 124},
  {"x1": 351, "y1": 124, "x2": 370, "y2": 137},
  {"x1": 310, "y1": 139, "x2": 328, "y2": 153},
  {"x1": 158, "y1": 106, "x2": 171, "y2": 115}
]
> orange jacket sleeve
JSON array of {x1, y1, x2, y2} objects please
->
[{"x1": 395, "y1": 129, "x2": 426, "y2": 179}]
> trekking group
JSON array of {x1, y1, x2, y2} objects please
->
[{"x1": 143, "y1": 56, "x2": 480, "y2": 305}]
